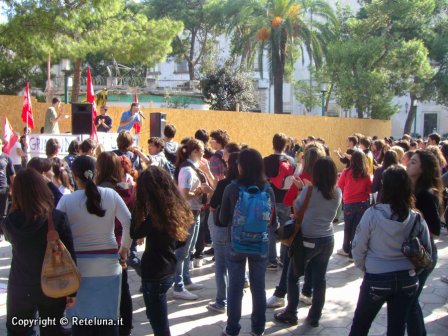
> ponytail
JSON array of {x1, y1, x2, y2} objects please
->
[
  {"x1": 85, "y1": 176, "x2": 106, "y2": 217},
  {"x1": 72, "y1": 155, "x2": 106, "y2": 217},
  {"x1": 174, "y1": 139, "x2": 203, "y2": 182}
]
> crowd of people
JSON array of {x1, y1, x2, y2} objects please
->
[{"x1": 1, "y1": 119, "x2": 447, "y2": 336}]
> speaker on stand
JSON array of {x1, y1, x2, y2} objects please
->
[
  {"x1": 72, "y1": 103, "x2": 93, "y2": 134},
  {"x1": 150, "y1": 112, "x2": 167, "y2": 138}
]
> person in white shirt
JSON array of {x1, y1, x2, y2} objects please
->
[
  {"x1": 9, "y1": 135, "x2": 24, "y2": 173},
  {"x1": 56, "y1": 155, "x2": 131, "y2": 335}
]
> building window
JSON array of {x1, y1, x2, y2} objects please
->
[
  {"x1": 423, "y1": 113, "x2": 438, "y2": 137},
  {"x1": 175, "y1": 60, "x2": 189, "y2": 74}
]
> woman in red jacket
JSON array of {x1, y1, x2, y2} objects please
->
[{"x1": 337, "y1": 150, "x2": 371, "y2": 260}]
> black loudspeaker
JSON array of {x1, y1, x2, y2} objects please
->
[
  {"x1": 150, "y1": 112, "x2": 166, "y2": 138},
  {"x1": 72, "y1": 103, "x2": 93, "y2": 134}
]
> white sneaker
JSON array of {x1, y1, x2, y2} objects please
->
[
  {"x1": 189, "y1": 260, "x2": 194, "y2": 270},
  {"x1": 266, "y1": 295, "x2": 285, "y2": 308},
  {"x1": 299, "y1": 293, "x2": 312, "y2": 306},
  {"x1": 185, "y1": 283, "x2": 203, "y2": 291},
  {"x1": 173, "y1": 289, "x2": 198, "y2": 300},
  {"x1": 337, "y1": 248, "x2": 349, "y2": 257},
  {"x1": 193, "y1": 258, "x2": 203, "y2": 268}
]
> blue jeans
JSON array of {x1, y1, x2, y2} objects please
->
[
  {"x1": 274, "y1": 252, "x2": 312, "y2": 298},
  {"x1": 349, "y1": 270, "x2": 419, "y2": 336},
  {"x1": 208, "y1": 214, "x2": 228, "y2": 308},
  {"x1": 225, "y1": 246, "x2": 267, "y2": 335},
  {"x1": 269, "y1": 203, "x2": 290, "y2": 264},
  {"x1": 142, "y1": 276, "x2": 174, "y2": 336},
  {"x1": 285, "y1": 236, "x2": 333, "y2": 321},
  {"x1": 343, "y1": 201, "x2": 369, "y2": 257},
  {"x1": 174, "y1": 211, "x2": 200, "y2": 291},
  {"x1": 406, "y1": 238, "x2": 438, "y2": 336}
]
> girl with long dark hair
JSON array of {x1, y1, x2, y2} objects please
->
[
  {"x1": 371, "y1": 150, "x2": 399, "y2": 203},
  {"x1": 406, "y1": 150, "x2": 442, "y2": 335},
  {"x1": 275, "y1": 157, "x2": 342, "y2": 327},
  {"x1": 96, "y1": 151, "x2": 135, "y2": 336},
  {"x1": 337, "y1": 150, "x2": 372, "y2": 259},
  {"x1": 220, "y1": 148, "x2": 277, "y2": 336},
  {"x1": 173, "y1": 139, "x2": 213, "y2": 300},
  {"x1": 269, "y1": 143, "x2": 326, "y2": 309},
  {"x1": 350, "y1": 165, "x2": 431, "y2": 335},
  {"x1": 56, "y1": 155, "x2": 132, "y2": 336},
  {"x1": 131, "y1": 166, "x2": 193, "y2": 335},
  {"x1": 3, "y1": 168, "x2": 76, "y2": 335}
]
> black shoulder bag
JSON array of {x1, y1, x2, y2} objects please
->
[{"x1": 401, "y1": 213, "x2": 433, "y2": 270}]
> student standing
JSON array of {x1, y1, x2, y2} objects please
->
[
  {"x1": 3, "y1": 169, "x2": 76, "y2": 336},
  {"x1": 350, "y1": 166, "x2": 431, "y2": 336},
  {"x1": 220, "y1": 148, "x2": 277, "y2": 336},
  {"x1": 173, "y1": 139, "x2": 213, "y2": 300},
  {"x1": 274, "y1": 157, "x2": 341, "y2": 327},
  {"x1": 131, "y1": 167, "x2": 193, "y2": 335},
  {"x1": 406, "y1": 150, "x2": 442, "y2": 336},
  {"x1": 57, "y1": 156, "x2": 131, "y2": 336},
  {"x1": 337, "y1": 151, "x2": 371, "y2": 260}
]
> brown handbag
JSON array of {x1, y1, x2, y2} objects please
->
[
  {"x1": 279, "y1": 186, "x2": 313, "y2": 248},
  {"x1": 41, "y1": 211, "x2": 81, "y2": 298}
]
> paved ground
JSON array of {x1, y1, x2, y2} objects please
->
[{"x1": 0, "y1": 221, "x2": 447, "y2": 336}]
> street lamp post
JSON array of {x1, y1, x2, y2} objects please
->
[
  {"x1": 61, "y1": 59, "x2": 70, "y2": 103},
  {"x1": 413, "y1": 99, "x2": 419, "y2": 136},
  {"x1": 320, "y1": 82, "x2": 328, "y2": 116}
]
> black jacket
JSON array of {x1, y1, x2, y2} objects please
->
[
  {"x1": 2, "y1": 209, "x2": 76, "y2": 293},
  {"x1": 131, "y1": 217, "x2": 184, "y2": 281}
]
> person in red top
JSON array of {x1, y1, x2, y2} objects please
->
[{"x1": 337, "y1": 150, "x2": 371, "y2": 260}]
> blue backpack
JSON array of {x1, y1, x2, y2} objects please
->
[{"x1": 231, "y1": 182, "x2": 272, "y2": 255}]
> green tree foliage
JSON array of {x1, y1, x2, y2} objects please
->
[
  {"x1": 200, "y1": 61, "x2": 258, "y2": 111},
  {"x1": 292, "y1": 79, "x2": 321, "y2": 114},
  {"x1": 326, "y1": 0, "x2": 435, "y2": 120},
  {"x1": 1, "y1": 0, "x2": 182, "y2": 101},
  {"x1": 145, "y1": 0, "x2": 226, "y2": 80},
  {"x1": 224, "y1": 0, "x2": 337, "y2": 114}
]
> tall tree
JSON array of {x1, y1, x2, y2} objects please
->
[
  {"x1": 1, "y1": 0, "x2": 183, "y2": 101},
  {"x1": 326, "y1": 0, "x2": 435, "y2": 120},
  {"x1": 145, "y1": 0, "x2": 225, "y2": 80},
  {"x1": 225, "y1": 0, "x2": 337, "y2": 114}
]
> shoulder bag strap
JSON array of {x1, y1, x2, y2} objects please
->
[
  {"x1": 47, "y1": 210, "x2": 60, "y2": 241},
  {"x1": 284, "y1": 186, "x2": 313, "y2": 247},
  {"x1": 409, "y1": 213, "x2": 420, "y2": 239}
]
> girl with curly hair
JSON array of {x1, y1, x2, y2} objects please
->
[{"x1": 131, "y1": 166, "x2": 193, "y2": 336}]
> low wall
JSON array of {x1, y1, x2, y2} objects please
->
[{"x1": 0, "y1": 95, "x2": 391, "y2": 168}]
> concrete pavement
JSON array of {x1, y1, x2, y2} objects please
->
[{"x1": 0, "y1": 221, "x2": 447, "y2": 335}]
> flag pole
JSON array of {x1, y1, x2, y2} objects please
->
[
  {"x1": 26, "y1": 82, "x2": 29, "y2": 133},
  {"x1": 47, "y1": 51, "x2": 51, "y2": 103}
]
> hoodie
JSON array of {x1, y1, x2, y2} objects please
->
[
  {"x1": 164, "y1": 141, "x2": 179, "y2": 164},
  {"x1": 2, "y1": 209, "x2": 76, "y2": 292},
  {"x1": 352, "y1": 204, "x2": 431, "y2": 274},
  {"x1": 263, "y1": 153, "x2": 295, "y2": 203}
]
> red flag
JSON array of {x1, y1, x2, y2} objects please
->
[
  {"x1": 21, "y1": 82, "x2": 34, "y2": 129},
  {"x1": 86, "y1": 67, "x2": 97, "y2": 138},
  {"x1": 133, "y1": 88, "x2": 141, "y2": 134},
  {"x1": 3, "y1": 116, "x2": 18, "y2": 155}
]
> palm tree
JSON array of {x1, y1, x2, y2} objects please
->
[{"x1": 225, "y1": 0, "x2": 337, "y2": 114}]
